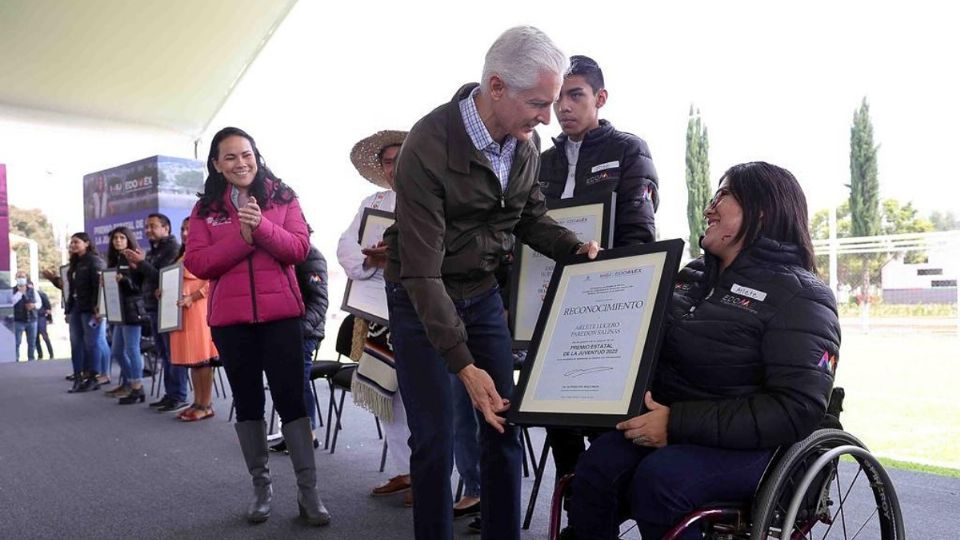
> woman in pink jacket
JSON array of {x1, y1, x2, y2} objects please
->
[{"x1": 184, "y1": 127, "x2": 330, "y2": 527}]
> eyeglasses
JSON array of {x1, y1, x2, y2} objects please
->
[{"x1": 707, "y1": 188, "x2": 732, "y2": 210}]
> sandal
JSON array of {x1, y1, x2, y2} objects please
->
[
  {"x1": 180, "y1": 405, "x2": 215, "y2": 422},
  {"x1": 176, "y1": 403, "x2": 200, "y2": 420}
]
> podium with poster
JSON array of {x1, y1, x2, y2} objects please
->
[{"x1": 83, "y1": 156, "x2": 205, "y2": 255}]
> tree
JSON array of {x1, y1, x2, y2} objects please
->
[
  {"x1": 929, "y1": 210, "x2": 960, "y2": 231},
  {"x1": 847, "y1": 98, "x2": 880, "y2": 297},
  {"x1": 685, "y1": 105, "x2": 711, "y2": 258},
  {"x1": 9, "y1": 206, "x2": 62, "y2": 275}
]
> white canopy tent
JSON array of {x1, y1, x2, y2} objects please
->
[{"x1": 0, "y1": 0, "x2": 297, "y2": 138}]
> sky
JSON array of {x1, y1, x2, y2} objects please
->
[{"x1": 3, "y1": 0, "x2": 959, "y2": 283}]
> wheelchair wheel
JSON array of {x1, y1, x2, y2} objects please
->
[{"x1": 750, "y1": 429, "x2": 904, "y2": 539}]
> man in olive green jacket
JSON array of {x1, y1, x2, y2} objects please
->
[{"x1": 383, "y1": 26, "x2": 599, "y2": 540}]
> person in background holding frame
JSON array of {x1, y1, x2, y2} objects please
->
[
  {"x1": 382, "y1": 26, "x2": 600, "y2": 539},
  {"x1": 123, "y1": 213, "x2": 186, "y2": 413},
  {"x1": 185, "y1": 126, "x2": 330, "y2": 527},
  {"x1": 537, "y1": 54, "x2": 661, "y2": 513},
  {"x1": 167, "y1": 217, "x2": 219, "y2": 419},
  {"x1": 41, "y1": 232, "x2": 108, "y2": 392},
  {"x1": 103, "y1": 226, "x2": 149, "y2": 403},
  {"x1": 337, "y1": 130, "x2": 413, "y2": 503}
]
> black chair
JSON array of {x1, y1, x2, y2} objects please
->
[
  {"x1": 261, "y1": 315, "x2": 355, "y2": 432},
  {"x1": 324, "y1": 316, "x2": 383, "y2": 454}
]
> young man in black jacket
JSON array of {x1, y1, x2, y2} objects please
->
[
  {"x1": 539, "y1": 55, "x2": 660, "y2": 246},
  {"x1": 123, "y1": 213, "x2": 185, "y2": 412},
  {"x1": 539, "y1": 55, "x2": 662, "y2": 505}
]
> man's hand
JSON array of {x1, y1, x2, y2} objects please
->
[
  {"x1": 616, "y1": 392, "x2": 670, "y2": 448},
  {"x1": 361, "y1": 241, "x2": 389, "y2": 269},
  {"x1": 576, "y1": 240, "x2": 602, "y2": 260},
  {"x1": 457, "y1": 364, "x2": 510, "y2": 433},
  {"x1": 122, "y1": 248, "x2": 146, "y2": 265}
]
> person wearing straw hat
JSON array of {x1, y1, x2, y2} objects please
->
[
  {"x1": 382, "y1": 26, "x2": 601, "y2": 540},
  {"x1": 343, "y1": 130, "x2": 487, "y2": 517},
  {"x1": 338, "y1": 130, "x2": 414, "y2": 504}
]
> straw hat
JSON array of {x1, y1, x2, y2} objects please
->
[{"x1": 350, "y1": 130, "x2": 407, "y2": 188}]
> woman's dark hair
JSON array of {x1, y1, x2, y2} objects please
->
[
  {"x1": 196, "y1": 127, "x2": 297, "y2": 218},
  {"x1": 177, "y1": 217, "x2": 189, "y2": 259},
  {"x1": 720, "y1": 161, "x2": 817, "y2": 273},
  {"x1": 106, "y1": 226, "x2": 139, "y2": 267},
  {"x1": 69, "y1": 232, "x2": 98, "y2": 268}
]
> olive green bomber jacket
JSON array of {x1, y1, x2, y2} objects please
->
[{"x1": 383, "y1": 83, "x2": 581, "y2": 373}]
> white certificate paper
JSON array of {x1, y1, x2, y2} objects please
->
[
  {"x1": 514, "y1": 204, "x2": 606, "y2": 342},
  {"x1": 342, "y1": 210, "x2": 394, "y2": 325},
  {"x1": 520, "y1": 252, "x2": 666, "y2": 416},
  {"x1": 158, "y1": 264, "x2": 183, "y2": 333},
  {"x1": 101, "y1": 269, "x2": 124, "y2": 323}
]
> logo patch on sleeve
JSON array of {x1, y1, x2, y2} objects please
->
[
  {"x1": 818, "y1": 351, "x2": 838, "y2": 374},
  {"x1": 731, "y1": 283, "x2": 767, "y2": 301}
]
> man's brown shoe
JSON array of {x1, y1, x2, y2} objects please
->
[{"x1": 371, "y1": 475, "x2": 411, "y2": 497}]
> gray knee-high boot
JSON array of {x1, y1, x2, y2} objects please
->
[
  {"x1": 282, "y1": 417, "x2": 331, "y2": 526},
  {"x1": 234, "y1": 420, "x2": 273, "y2": 523}
]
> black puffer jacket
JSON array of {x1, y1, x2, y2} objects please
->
[
  {"x1": 12, "y1": 285, "x2": 38, "y2": 322},
  {"x1": 114, "y1": 258, "x2": 148, "y2": 325},
  {"x1": 296, "y1": 245, "x2": 329, "y2": 341},
  {"x1": 654, "y1": 237, "x2": 840, "y2": 450},
  {"x1": 539, "y1": 120, "x2": 659, "y2": 246},
  {"x1": 136, "y1": 235, "x2": 181, "y2": 312},
  {"x1": 62, "y1": 251, "x2": 105, "y2": 314}
]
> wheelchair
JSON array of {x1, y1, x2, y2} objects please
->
[{"x1": 549, "y1": 427, "x2": 905, "y2": 539}]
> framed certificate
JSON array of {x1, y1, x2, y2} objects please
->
[
  {"x1": 507, "y1": 239, "x2": 684, "y2": 429},
  {"x1": 59, "y1": 264, "x2": 70, "y2": 309},
  {"x1": 96, "y1": 273, "x2": 108, "y2": 318},
  {"x1": 101, "y1": 269, "x2": 124, "y2": 324},
  {"x1": 341, "y1": 208, "x2": 394, "y2": 326},
  {"x1": 509, "y1": 193, "x2": 615, "y2": 348},
  {"x1": 158, "y1": 263, "x2": 183, "y2": 333}
]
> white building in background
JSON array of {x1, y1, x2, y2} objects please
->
[{"x1": 881, "y1": 253, "x2": 958, "y2": 304}]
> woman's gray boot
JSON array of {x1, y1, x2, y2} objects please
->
[
  {"x1": 282, "y1": 417, "x2": 331, "y2": 526},
  {"x1": 234, "y1": 420, "x2": 273, "y2": 523}
]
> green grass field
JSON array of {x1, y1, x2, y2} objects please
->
[{"x1": 835, "y1": 329, "x2": 960, "y2": 474}]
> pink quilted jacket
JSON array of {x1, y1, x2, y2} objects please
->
[{"x1": 184, "y1": 187, "x2": 309, "y2": 327}]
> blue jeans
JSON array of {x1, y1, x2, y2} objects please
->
[
  {"x1": 149, "y1": 311, "x2": 187, "y2": 401},
  {"x1": 303, "y1": 337, "x2": 321, "y2": 430},
  {"x1": 387, "y1": 282, "x2": 521, "y2": 540},
  {"x1": 451, "y1": 373, "x2": 481, "y2": 498},
  {"x1": 68, "y1": 311, "x2": 109, "y2": 375},
  {"x1": 570, "y1": 431, "x2": 774, "y2": 540},
  {"x1": 14, "y1": 320, "x2": 37, "y2": 361},
  {"x1": 112, "y1": 324, "x2": 143, "y2": 386}
]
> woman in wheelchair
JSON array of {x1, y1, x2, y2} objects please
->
[{"x1": 566, "y1": 162, "x2": 841, "y2": 540}]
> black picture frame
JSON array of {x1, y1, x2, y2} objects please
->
[
  {"x1": 341, "y1": 208, "x2": 394, "y2": 326},
  {"x1": 508, "y1": 193, "x2": 616, "y2": 348},
  {"x1": 507, "y1": 238, "x2": 684, "y2": 429}
]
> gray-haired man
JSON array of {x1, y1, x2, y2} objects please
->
[{"x1": 383, "y1": 26, "x2": 599, "y2": 539}]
